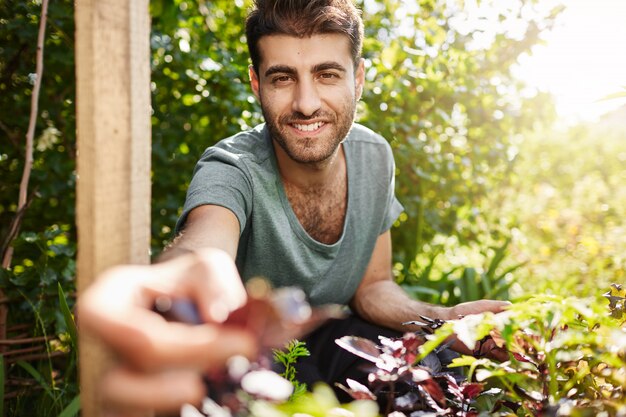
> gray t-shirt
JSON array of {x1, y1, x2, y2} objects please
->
[{"x1": 176, "y1": 123, "x2": 403, "y2": 306}]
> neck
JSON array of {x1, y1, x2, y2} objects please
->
[{"x1": 273, "y1": 142, "x2": 345, "y2": 190}]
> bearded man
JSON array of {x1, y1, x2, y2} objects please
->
[{"x1": 163, "y1": 0, "x2": 508, "y2": 399}]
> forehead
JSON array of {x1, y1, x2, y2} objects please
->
[{"x1": 256, "y1": 33, "x2": 353, "y2": 73}]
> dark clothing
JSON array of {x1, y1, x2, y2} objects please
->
[{"x1": 296, "y1": 315, "x2": 402, "y2": 402}]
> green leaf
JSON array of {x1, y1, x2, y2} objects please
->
[
  {"x1": 417, "y1": 322, "x2": 455, "y2": 362},
  {"x1": 41, "y1": 267, "x2": 57, "y2": 285},
  {"x1": 462, "y1": 267, "x2": 478, "y2": 302},
  {"x1": 448, "y1": 355, "x2": 478, "y2": 368},
  {"x1": 16, "y1": 360, "x2": 55, "y2": 401},
  {"x1": 485, "y1": 239, "x2": 510, "y2": 280},
  {"x1": 58, "y1": 282, "x2": 78, "y2": 351},
  {"x1": 57, "y1": 394, "x2": 80, "y2": 417}
]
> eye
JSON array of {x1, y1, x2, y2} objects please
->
[
  {"x1": 271, "y1": 75, "x2": 294, "y2": 85},
  {"x1": 319, "y1": 72, "x2": 339, "y2": 80}
]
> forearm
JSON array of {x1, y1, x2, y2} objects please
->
[
  {"x1": 352, "y1": 279, "x2": 510, "y2": 358},
  {"x1": 350, "y1": 279, "x2": 451, "y2": 333},
  {"x1": 157, "y1": 235, "x2": 194, "y2": 262},
  {"x1": 157, "y1": 205, "x2": 240, "y2": 263}
]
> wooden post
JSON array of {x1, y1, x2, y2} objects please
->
[{"x1": 75, "y1": 0, "x2": 151, "y2": 415}]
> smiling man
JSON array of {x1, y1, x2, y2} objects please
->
[{"x1": 166, "y1": 0, "x2": 508, "y2": 397}]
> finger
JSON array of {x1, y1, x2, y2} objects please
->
[
  {"x1": 96, "y1": 314, "x2": 257, "y2": 371},
  {"x1": 183, "y1": 248, "x2": 248, "y2": 322},
  {"x1": 452, "y1": 300, "x2": 511, "y2": 318},
  {"x1": 101, "y1": 367, "x2": 205, "y2": 414},
  {"x1": 142, "y1": 249, "x2": 248, "y2": 323}
]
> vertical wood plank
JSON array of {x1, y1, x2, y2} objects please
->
[{"x1": 75, "y1": 0, "x2": 151, "y2": 414}]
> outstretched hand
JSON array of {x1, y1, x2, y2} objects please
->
[
  {"x1": 449, "y1": 299, "x2": 511, "y2": 362},
  {"x1": 78, "y1": 248, "x2": 258, "y2": 414}
]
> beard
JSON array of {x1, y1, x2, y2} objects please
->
[{"x1": 260, "y1": 97, "x2": 357, "y2": 164}]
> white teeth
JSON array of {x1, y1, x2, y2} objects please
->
[{"x1": 293, "y1": 122, "x2": 323, "y2": 132}]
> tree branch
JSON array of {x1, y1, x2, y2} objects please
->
[{"x1": 2, "y1": 0, "x2": 49, "y2": 269}]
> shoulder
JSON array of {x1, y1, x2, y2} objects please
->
[
  {"x1": 345, "y1": 123, "x2": 394, "y2": 159},
  {"x1": 200, "y1": 124, "x2": 271, "y2": 165},
  {"x1": 346, "y1": 123, "x2": 391, "y2": 149}
]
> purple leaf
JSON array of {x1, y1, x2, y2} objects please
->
[
  {"x1": 419, "y1": 378, "x2": 447, "y2": 407},
  {"x1": 336, "y1": 336, "x2": 381, "y2": 363},
  {"x1": 335, "y1": 378, "x2": 378, "y2": 400},
  {"x1": 461, "y1": 383, "x2": 484, "y2": 400}
]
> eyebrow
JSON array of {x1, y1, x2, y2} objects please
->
[
  {"x1": 264, "y1": 65, "x2": 296, "y2": 77},
  {"x1": 264, "y1": 61, "x2": 347, "y2": 78},
  {"x1": 312, "y1": 61, "x2": 347, "y2": 74}
]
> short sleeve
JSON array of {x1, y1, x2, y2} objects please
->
[
  {"x1": 175, "y1": 147, "x2": 253, "y2": 235},
  {"x1": 379, "y1": 152, "x2": 404, "y2": 234}
]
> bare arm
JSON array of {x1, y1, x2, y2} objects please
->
[
  {"x1": 78, "y1": 249, "x2": 257, "y2": 413},
  {"x1": 351, "y1": 231, "x2": 509, "y2": 356},
  {"x1": 81, "y1": 206, "x2": 251, "y2": 413},
  {"x1": 159, "y1": 204, "x2": 241, "y2": 262},
  {"x1": 350, "y1": 231, "x2": 447, "y2": 332}
]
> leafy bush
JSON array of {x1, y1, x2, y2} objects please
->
[
  {"x1": 339, "y1": 292, "x2": 626, "y2": 416},
  {"x1": 250, "y1": 288, "x2": 626, "y2": 416},
  {"x1": 400, "y1": 238, "x2": 522, "y2": 306},
  {"x1": 496, "y1": 116, "x2": 626, "y2": 298}
]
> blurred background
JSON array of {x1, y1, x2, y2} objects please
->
[{"x1": 1, "y1": 0, "x2": 625, "y2": 414}]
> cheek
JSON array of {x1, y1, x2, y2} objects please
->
[
  {"x1": 326, "y1": 83, "x2": 356, "y2": 100},
  {"x1": 261, "y1": 89, "x2": 292, "y2": 114}
]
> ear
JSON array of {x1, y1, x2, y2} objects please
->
[
  {"x1": 355, "y1": 58, "x2": 365, "y2": 100},
  {"x1": 249, "y1": 65, "x2": 261, "y2": 100}
]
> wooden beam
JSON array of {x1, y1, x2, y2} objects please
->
[{"x1": 75, "y1": 0, "x2": 151, "y2": 415}]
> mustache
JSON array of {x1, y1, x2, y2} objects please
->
[{"x1": 279, "y1": 110, "x2": 334, "y2": 124}]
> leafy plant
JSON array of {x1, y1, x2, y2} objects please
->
[
  {"x1": 605, "y1": 283, "x2": 626, "y2": 320},
  {"x1": 273, "y1": 339, "x2": 311, "y2": 400},
  {"x1": 401, "y1": 238, "x2": 522, "y2": 306},
  {"x1": 251, "y1": 383, "x2": 379, "y2": 417},
  {"x1": 444, "y1": 292, "x2": 626, "y2": 416},
  {"x1": 307, "y1": 287, "x2": 626, "y2": 416},
  {"x1": 0, "y1": 228, "x2": 77, "y2": 415},
  {"x1": 335, "y1": 332, "x2": 488, "y2": 416}
]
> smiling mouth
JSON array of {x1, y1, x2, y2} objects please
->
[{"x1": 292, "y1": 121, "x2": 325, "y2": 132}]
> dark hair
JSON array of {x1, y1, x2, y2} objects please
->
[{"x1": 246, "y1": 0, "x2": 364, "y2": 74}]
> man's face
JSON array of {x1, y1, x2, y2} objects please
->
[{"x1": 250, "y1": 34, "x2": 364, "y2": 164}]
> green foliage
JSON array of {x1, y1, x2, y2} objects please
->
[
  {"x1": 273, "y1": 339, "x2": 311, "y2": 400},
  {"x1": 0, "y1": 227, "x2": 77, "y2": 415},
  {"x1": 1, "y1": 0, "x2": 78, "y2": 411},
  {"x1": 150, "y1": 0, "x2": 261, "y2": 254},
  {"x1": 401, "y1": 238, "x2": 523, "y2": 306},
  {"x1": 0, "y1": 0, "x2": 77, "y2": 243},
  {"x1": 356, "y1": 0, "x2": 560, "y2": 278},
  {"x1": 605, "y1": 283, "x2": 626, "y2": 320},
  {"x1": 251, "y1": 383, "x2": 380, "y2": 417},
  {"x1": 57, "y1": 282, "x2": 77, "y2": 352},
  {"x1": 57, "y1": 395, "x2": 80, "y2": 417},
  {"x1": 495, "y1": 112, "x2": 626, "y2": 298},
  {"x1": 444, "y1": 292, "x2": 626, "y2": 415}
]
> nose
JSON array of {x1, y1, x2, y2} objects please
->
[{"x1": 292, "y1": 79, "x2": 321, "y2": 117}]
